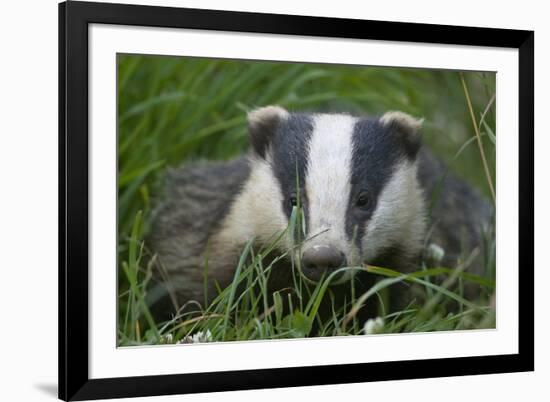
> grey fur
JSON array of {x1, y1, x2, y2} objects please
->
[
  {"x1": 148, "y1": 158, "x2": 251, "y2": 309},
  {"x1": 418, "y1": 148, "x2": 494, "y2": 294}
]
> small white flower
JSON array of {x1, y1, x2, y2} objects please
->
[
  {"x1": 192, "y1": 329, "x2": 212, "y2": 343},
  {"x1": 427, "y1": 243, "x2": 445, "y2": 263},
  {"x1": 179, "y1": 329, "x2": 213, "y2": 344},
  {"x1": 363, "y1": 317, "x2": 385, "y2": 335},
  {"x1": 159, "y1": 333, "x2": 174, "y2": 344}
]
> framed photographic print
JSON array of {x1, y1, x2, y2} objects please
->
[{"x1": 59, "y1": 1, "x2": 534, "y2": 400}]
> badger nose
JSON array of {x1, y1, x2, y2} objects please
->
[{"x1": 301, "y1": 245, "x2": 346, "y2": 281}]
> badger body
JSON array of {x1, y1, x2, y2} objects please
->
[{"x1": 149, "y1": 107, "x2": 493, "y2": 319}]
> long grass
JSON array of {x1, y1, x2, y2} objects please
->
[
  {"x1": 117, "y1": 54, "x2": 496, "y2": 346},
  {"x1": 119, "y1": 206, "x2": 495, "y2": 346}
]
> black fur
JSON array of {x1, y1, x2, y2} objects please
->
[
  {"x1": 345, "y1": 118, "x2": 419, "y2": 247},
  {"x1": 382, "y1": 117, "x2": 422, "y2": 160},
  {"x1": 249, "y1": 112, "x2": 283, "y2": 159},
  {"x1": 269, "y1": 113, "x2": 314, "y2": 219}
]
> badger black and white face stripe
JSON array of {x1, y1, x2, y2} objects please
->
[
  {"x1": 246, "y1": 107, "x2": 426, "y2": 279},
  {"x1": 303, "y1": 114, "x2": 356, "y2": 259}
]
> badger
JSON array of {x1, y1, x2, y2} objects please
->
[{"x1": 148, "y1": 106, "x2": 493, "y2": 322}]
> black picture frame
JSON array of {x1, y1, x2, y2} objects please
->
[{"x1": 59, "y1": 1, "x2": 534, "y2": 400}]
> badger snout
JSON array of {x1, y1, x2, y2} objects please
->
[{"x1": 301, "y1": 245, "x2": 346, "y2": 282}]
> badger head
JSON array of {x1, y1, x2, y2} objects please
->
[{"x1": 246, "y1": 106, "x2": 426, "y2": 283}]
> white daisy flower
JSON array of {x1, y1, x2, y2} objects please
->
[{"x1": 363, "y1": 317, "x2": 385, "y2": 335}]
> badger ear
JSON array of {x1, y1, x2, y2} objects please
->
[
  {"x1": 248, "y1": 105, "x2": 288, "y2": 158},
  {"x1": 380, "y1": 111, "x2": 424, "y2": 159}
]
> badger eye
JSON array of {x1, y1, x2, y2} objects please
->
[
  {"x1": 355, "y1": 192, "x2": 371, "y2": 210},
  {"x1": 289, "y1": 195, "x2": 298, "y2": 208}
]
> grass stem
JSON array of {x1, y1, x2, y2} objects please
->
[{"x1": 459, "y1": 72, "x2": 496, "y2": 203}]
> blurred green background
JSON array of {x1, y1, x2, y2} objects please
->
[{"x1": 117, "y1": 55, "x2": 496, "y2": 330}]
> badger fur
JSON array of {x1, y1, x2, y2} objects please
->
[{"x1": 149, "y1": 106, "x2": 493, "y2": 320}]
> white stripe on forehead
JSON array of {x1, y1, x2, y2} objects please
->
[{"x1": 305, "y1": 114, "x2": 356, "y2": 246}]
